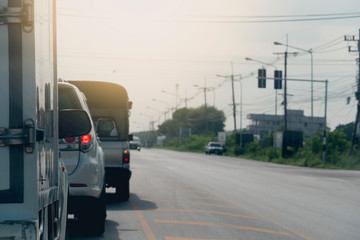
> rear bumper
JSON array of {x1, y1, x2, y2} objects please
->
[
  {"x1": 105, "y1": 167, "x2": 132, "y2": 188},
  {"x1": 0, "y1": 221, "x2": 38, "y2": 239},
  {"x1": 68, "y1": 154, "x2": 105, "y2": 199}
]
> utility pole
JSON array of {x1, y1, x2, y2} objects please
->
[
  {"x1": 217, "y1": 63, "x2": 240, "y2": 132},
  {"x1": 323, "y1": 80, "x2": 328, "y2": 163},
  {"x1": 345, "y1": 29, "x2": 360, "y2": 151},
  {"x1": 231, "y1": 74, "x2": 237, "y2": 131},
  {"x1": 273, "y1": 51, "x2": 289, "y2": 131},
  {"x1": 193, "y1": 79, "x2": 214, "y2": 132}
]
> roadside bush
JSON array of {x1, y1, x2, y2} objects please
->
[
  {"x1": 178, "y1": 135, "x2": 214, "y2": 153},
  {"x1": 234, "y1": 146, "x2": 245, "y2": 156},
  {"x1": 266, "y1": 148, "x2": 281, "y2": 161}
]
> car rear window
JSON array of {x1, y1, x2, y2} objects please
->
[
  {"x1": 210, "y1": 143, "x2": 221, "y2": 147},
  {"x1": 59, "y1": 87, "x2": 82, "y2": 110}
]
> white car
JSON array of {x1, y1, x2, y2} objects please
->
[
  {"x1": 58, "y1": 82, "x2": 106, "y2": 236},
  {"x1": 205, "y1": 142, "x2": 225, "y2": 155}
]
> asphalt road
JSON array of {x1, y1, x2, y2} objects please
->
[{"x1": 68, "y1": 148, "x2": 360, "y2": 240}]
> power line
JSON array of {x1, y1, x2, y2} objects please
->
[{"x1": 184, "y1": 15, "x2": 360, "y2": 23}]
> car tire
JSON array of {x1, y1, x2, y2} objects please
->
[
  {"x1": 79, "y1": 188, "x2": 106, "y2": 236},
  {"x1": 115, "y1": 180, "x2": 130, "y2": 201}
]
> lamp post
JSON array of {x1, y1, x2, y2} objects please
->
[
  {"x1": 152, "y1": 98, "x2": 170, "y2": 120},
  {"x1": 161, "y1": 90, "x2": 179, "y2": 109},
  {"x1": 139, "y1": 113, "x2": 154, "y2": 131},
  {"x1": 274, "y1": 41, "x2": 314, "y2": 134},
  {"x1": 146, "y1": 106, "x2": 163, "y2": 127}
]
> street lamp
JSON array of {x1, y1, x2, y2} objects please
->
[
  {"x1": 161, "y1": 90, "x2": 179, "y2": 109},
  {"x1": 146, "y1": 106, "x2": 163, "y2": 126},
  {"x1": 139, "y1": 113, "x2": 154, "y2": 131},
  {"x1": 152, "y1": 99, "x2": 170, "y2": 120},
  {"x1": 274, "y1": 41, "x2": 314, "y2": 134}
]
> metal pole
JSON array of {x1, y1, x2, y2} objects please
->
[
  {"x1": 310, "y1": 50, "x2": 314, "y2": 137},
  {"x1": 322, "y1": 80, "x2": 328, "y2": 163},
  {"x1": 284, "y1": 51, "x2": 288, "y2": 131},
  {"x1": 240, "y1": 78, "x2": 243, "y2": 147},
  {"x1": 231, "y1": 62, "x2": 237, "y2": 131}
]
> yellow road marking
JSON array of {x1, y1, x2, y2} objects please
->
[
  {"x1": 154, "y1": 219, "x2": 216, "y2": 226},
  {"x1": 130, "y1": 198, "x2": 156, "y2": 240},
  {"x1": 177, "y1": 189, "x2": 210, "y2": 194},
  {"x1": 227, "y1": 224, "x2": 293, "y2": 237},
  {"x1": 187, "y1": 195, "x2": 221, "y2": 201},
  {"x1": 196, "y1": 202, "x2": 241, "y2": 209},
  {"x1": 155, "y1": 219, "x2": 293, "y2": 237},
  {"x1": 206, "y1": 190, "x2": 313, "y2": 240},
  {"x1": 152, "y1": 209, "x2": 256, "y2": 219},
  {"x1": 165, "y1": 237, "x2": 216, "y2": 240}
]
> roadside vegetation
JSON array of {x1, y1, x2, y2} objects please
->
[
  {"x1": 135, "y1": 107, "x2": 360, "y2": 170},
  {"x1": 158, "y1": 127, "x2": 360, "y2": 170}
]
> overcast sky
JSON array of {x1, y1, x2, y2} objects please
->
[{"x1": 57, "y1": 0, "x2": 360, "y2": 133}]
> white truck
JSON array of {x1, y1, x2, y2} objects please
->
[{"x1": 0, "y1": 0, "x2": 91, "y2": 239}]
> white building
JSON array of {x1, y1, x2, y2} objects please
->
[{"x1": 247, "y1": 110, "x2": 326, "y2": 138}]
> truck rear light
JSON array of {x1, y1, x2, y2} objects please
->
[
  {"x1": 80, "y1": 134, "x2": 93, "y2": 152},
  {"x1": 123, "y1": 150, "x2": 130, "y2": 163}
]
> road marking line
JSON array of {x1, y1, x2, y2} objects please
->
[
  {"x1": 155, "y1": 219, "x2": 293, "y2": 237},
  {"x1": 130, "y1": 198, "x2": 156, "y2": 240},
  {"x1": 165, "y1": 237, "x2": 216, "y2": 240},
  {"x1": 154, "y1": 219, "x2": 216, "y2": 226},
  {"x1": 196, "y1": 202, "x2": 240, "y2": 209},
  {"x1": 227, "y1": 224, "x2": 293, "y2": 237},
  {"x1": 187, "y1": 195, "x2": 221, "y2": 201},
  {"x1": 152, "y1": 209, "x2": 256, "y2": 219},
  {"x1": 206, "y1": 190, "x2": 313, "y2": 240},
  {"x1": 178, "y1": 189, "x2": 210, "y2": 194}
]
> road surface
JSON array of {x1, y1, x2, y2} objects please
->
[{"x1": 68, "y1": 148, "x2": 360, "y2": 240}]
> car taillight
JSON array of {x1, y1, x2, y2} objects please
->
[
  {"x1": 64, "y1": 137, "x2": 76, "y2": 144},
  {"x1": 81, "y1": 134, "x2": 91, "y2": 144},
  {"x1": 80, "y1": 134, "x2": 93, "y2": 152},
  {"x1": 123, "y1": 150, "x2": 130, "y2": 163},
  {"x1": 59, "y1": 137, "x2": 79, "y2": 150}
]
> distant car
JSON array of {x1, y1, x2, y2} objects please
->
[
  {"x1": 129, "y1": 141, "x2": 141, "y2": 150},
  {"x1": 205, "y1": 142, "x2": 225, "y2": 155},
  {"x1": 58, "y1": 82, "x2": 106, "y2": 236},
  {"x1": 129, "y1": 136, "x2": 141, "y2": 151}
]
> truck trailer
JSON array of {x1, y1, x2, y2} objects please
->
[{"x1": 0, "y1": 0, "x2": 91, "y2": 239}]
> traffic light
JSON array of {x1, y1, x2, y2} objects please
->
[
  {"x1": 258, "y1": 69, "x2": 266, "y2": 88},
  {"x1": 274, "y1": 70, "x2": 282, "y2": 89}
]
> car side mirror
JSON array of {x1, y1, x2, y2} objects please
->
[{"x1": 59, "y1": 109, "x2": 91, "y2": 139}]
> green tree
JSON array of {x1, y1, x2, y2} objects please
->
[
  {"x1": 335, "y1": 122, "x2": 354, "y2": 141},
  {"x1": 158, "y1": 106, "x2": 225, "y2": 137}
]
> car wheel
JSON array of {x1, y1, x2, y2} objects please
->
[
  {"x1": 116, "y1": 180, "x2": 130, "y2": 201},
  {"x1": 79, "y1": 188, "x2": 106, "y2": 236}
]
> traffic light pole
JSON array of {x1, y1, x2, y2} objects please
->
[
  {"x1": 345, "y1": 29, "x2": 360, "y2": 152},
  {"x1": 284, "y1": 51, "x2": 288, "y2": 131}
]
